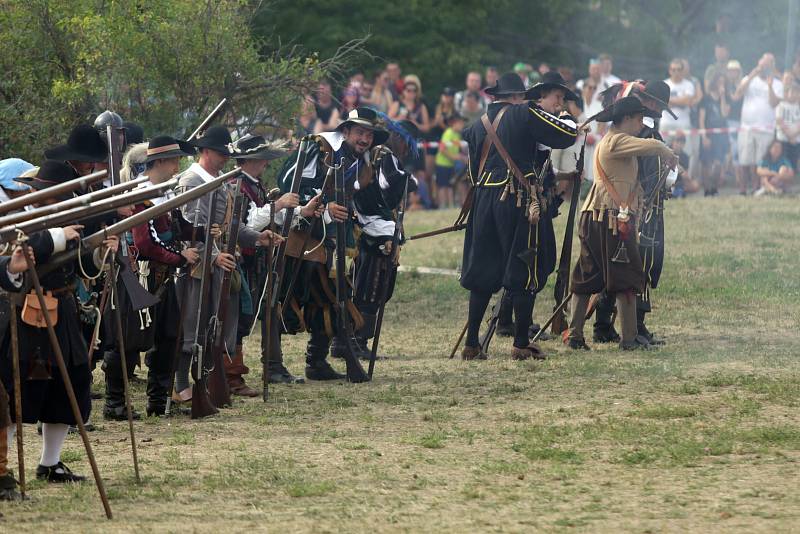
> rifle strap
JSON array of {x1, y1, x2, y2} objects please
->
[{"x1": 480, "y1": 108, "x2": 531, "y2": 195}]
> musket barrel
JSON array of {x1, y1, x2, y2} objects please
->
[
  {"x1": 0, "y1": 176, "x2": 148, "y2": 228},
  {"x1": 0, "y1": 169, "x2": 108, "y2": 216},
  {"x1": 188, "y1": 98, "x2": 228, "y2": 141}
]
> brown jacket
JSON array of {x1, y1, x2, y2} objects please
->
[{"x1": 582, "y1": 127, "x2": 674, "y2": 216}]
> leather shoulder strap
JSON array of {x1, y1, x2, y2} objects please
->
[
  {"x1": 480, "y1": 106, "x2": 525, "y2": 182},
  {"x1": 476, "y1": 106, "x2": 509, "y2": 181}
]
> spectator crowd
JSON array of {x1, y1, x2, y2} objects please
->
[{"x1": 298, "y1": 43, "x2": 800, "y2": 209}]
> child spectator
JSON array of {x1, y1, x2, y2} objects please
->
[
  {"x1": 460, "y1": 91, "x2": 484, "y2": 125},
  {"x1": 776, "y1": 83, "x2": 800, "y2": 169},
  {"x1": 670, "y1": 134, "x2": 700, "y2": 197},
  {"x1": 434, "y1": 114, "x2": 466, "y2": 208},
  {"x1": 755, "y1": 139, "x2": 795, "y2": 195}
]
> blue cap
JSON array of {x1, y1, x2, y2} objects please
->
[{"x1": 0, "y1": 158, "x2": 34, "y2": 191}]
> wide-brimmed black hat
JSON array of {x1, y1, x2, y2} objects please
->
[
  {"x1": 189, "y1": 125, "x2": 233, "y2": 155},
  {"x1": 484, "y1": 72, "x2": 532, "y2": 98},
  {"x1": 528, "y1": 71, "x2": 579, "y2": 102},
  {"x1": 14, "y1": 160, "x2": 78, "y2": 200},
  {"x1": 336, "y1": 107, "x2": 389, "y2": 147},
  {"x1": 593, "y1": 96, "x2": 649, "y2": 123},
  {"x1": 44, "y1": 124, "x2": 108, "y2": 163},
  {"x1": 146, "y1": 135, "x2": 195, "y2": 162},
  {"x1": 231, "y1": 134, "x2": 290, "y2": 160},
  {"x1": 124, "y1": 121, "x2": 145, "y2": 145},
  {"x1": 637, "y1": 80, "x2": 677, "y2": 120}
]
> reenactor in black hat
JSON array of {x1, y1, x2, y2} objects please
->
[
  {"x1": 565, "y1": 96, "x2": 677, "y2": 351},
  {"x1": 459, "y1": 72, "x2": 578, "y2": 361}
]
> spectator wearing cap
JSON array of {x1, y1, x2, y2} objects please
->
[
  {"x1": 513, "y1": 62, "x2": 534, "y2": 88},
  {"x1": 734, "y1": 52, "x2": 784, "y2": 194},
  {"x1": 0, "y1": 158, "x2": 33, "y2": 203},
  {"x1": 455, "y1": 71, "x2": 487, "y2": 117}
]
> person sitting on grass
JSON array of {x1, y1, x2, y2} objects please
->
[
  {"x1": 669, "y1": 134, "x2": 700, "y2": 197},
  {"x1": 434, "y1": 114, "x2": 467, "y2": 209},
  {"x1": 755, "y1": 139, "x2": 795, "y2": 195}
]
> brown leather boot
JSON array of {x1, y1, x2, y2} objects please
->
[
  {"x1": 461, "y1": 346, "x2": 488, "y2": 360},
  {"x1": 225, "y1": 345, "x2": 258, "y2": 397},
  {"x1": 512, "y1": 343, "x2": 547, "y2": 361}
]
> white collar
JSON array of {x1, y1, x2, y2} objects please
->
[
  {"x1": 188, "y1": 161, "x2": 218, "y2": 183},
  {"x1": 318, "y1": 131, "x2": 346, "y2": 151}
]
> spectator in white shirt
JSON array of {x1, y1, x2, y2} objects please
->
[
  {"x1": 660, "y1": 59, "x2": 697, "y2": 155},
  {"x1": 455, "y1": 71, "x2": 487, "y2": 116},
  {"x1": 598, "y1": 53, "x2": 621, "y2": 87},
  {"x1": 734, "y1": 52, "x2": 784, "y2": 193}
]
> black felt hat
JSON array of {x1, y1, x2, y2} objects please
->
[
  {"x1": 14, "y1": 160, "x2": 78, "y2": 200},
  {"x1": 44, "y1": 124, "x2": 108, "y2": 163},
  {"x1": 593, "y1": 96, "x2": 649, "y2": 123},
  {"x1": 528, "y1": 71, "x2": 579, "y2": 102},
  {"x1": 189, "y1": 125, "x2": 233, "y2": 154},
  {"x1": 124, "y1": 121, "x2": 145, "y2": 145},
  {"x1": 336, "y1": 107, "x2": 390, "y2": 147},
  {"x1": 146, "y1": 135, "x2": 196, "y2": 162},
  {"x1": 231, "y1": 134, "x2": 290, "y2": 160},
  {"x1": 637, "y1": 80, "x2": 678, "y2": 120},
  {"x1": 484, "y1": 72, "x2": 533, "y2": 98},
  {"x1": 397, "y1": 120, "x2": 421, "y2": 140}
]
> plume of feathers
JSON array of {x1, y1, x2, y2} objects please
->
[
  {"x1": 121, "y1": 142, "x2": 148, "y2": 183},
  {"x1": 375, "y1": 111, "x2": 420, "y2": 159}
]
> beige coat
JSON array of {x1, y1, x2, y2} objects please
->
[{"x1": 582, "y1": 126, "x2": 674, "y2": 217}]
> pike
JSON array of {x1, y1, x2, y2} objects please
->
[
  {"x1": 551, "y1": 137, "x2": 586, "y2": 335},
  {"x1": 36, "y1": 168, "x2": 243, "y2": 276},
  {"x1": 0, "y1": 180, "x2": 176, "y2": 245},
  {"x1": 0, "y1": 169, "x2": 108, "y2": 216},
  {"x1": 260, "y1": 199, "x2": 276, "y2": 401},
  {"x1": 0, "y1": 175, "x2": 149, "y2": 228}
]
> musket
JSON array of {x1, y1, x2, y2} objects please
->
[
  {"x1": 332, "y1": 159, "x2": 369, "y2": 383},
  {"x1": 188, "y1": 98, "x2": 228, "y2": 142},
  {"x1": 531, "y1": 292, "x2": 572, "y2": 344},
  {"x1": 36, "y1": 167, "x2": 243, "y2": 276},
  {"x1": 191, "y1": 191, "x2": 220, "y2": 419},
  {"x1": 165, "y1": 206, "x2": 201, "y2": 416},
  {"x1": 0, "y1": 175, "x2": 148, "y2": 228},
  {"x1": 206, "y1": 184, "x2": 247, "y2": 408},
  {"x1": 407, "y1": 223, "x2": 467, "y2": 241},
  {"x1": 479, "y1": 289, "x2": 506, "y2": 355},
  {"x1": 367, "y1": 174, "x2": 409, "y2": 378},
  {"x1": 268, "y1": 138, "x2": 310, "y2": 312},
  {"x1": 261, "y1": 200, "x2": 275, "y2": 402},
  {"x1": 0, "y1": 180, "x2": 176, "y2": 245},
  {"x1": 0, "y1": 169, "x2": 108, "y2": 215},
  {"x1": 551, "y1": 136, "x2": 586, "y2": 336}
]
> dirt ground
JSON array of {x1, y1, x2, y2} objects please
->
[{"x1": 4, "y1": 195, "x2": 800, "y2": 533}]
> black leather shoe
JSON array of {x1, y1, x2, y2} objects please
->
[
  {"x1": 593, "y1": 327, "x2": 621, "y2": 343},
  {"x1": 0, "y1": 473, "x2": 22, "y2": 501},
  {"x1": 103, "y1": 406, "x2": 142, "y2": 421},
  {"x1": 567, "y1": 338, "x2": 591, "y2": 351},
  {"x1": 36, "y1": 462, "x2": 86, "y2": 483},
  {"x1": 620, "y1": 335, "x2": 652, "y2": 351},
  {"x1": 305, "y1": 360, "x2": 346, "y2": 381},
  {"x1": 496, "y1": 322, "x2": 514, "y2": 337},
  {"x1": 268, "y1": 364, "x2": 306, "y2": 384}
]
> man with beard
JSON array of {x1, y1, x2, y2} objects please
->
[
  {"x1": 460, "y1": 72, "x2": 578, "y2": 361},
  {"x1": 271, "y1": 108, "x2": 387, "y2": 381}
]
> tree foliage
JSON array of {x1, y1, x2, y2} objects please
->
[{"x1": 0, "y1": 0, "x2": 346, "y2": 161}]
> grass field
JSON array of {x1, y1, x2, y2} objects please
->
[{"x1": 4, "y1": 194, "x2": 800, "y2": 533}]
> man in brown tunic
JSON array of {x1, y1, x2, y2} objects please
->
[{"x1": 567, "y1": 97, "x2": 677, "y2": 350}]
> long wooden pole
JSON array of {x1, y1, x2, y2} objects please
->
[{"x1": 8, "y1": 297, "x2": 25, "y2": 497}]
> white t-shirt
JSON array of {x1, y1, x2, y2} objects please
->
[
  {"x1": 660, "y1": 78, "x2": 695, "y2": 132},
  {"x1": 740, "y1": 76, "x2": 783, "y2": 130},
  {"x1": 774, "y1": 100, "x2": 799, "y2": 142}
]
